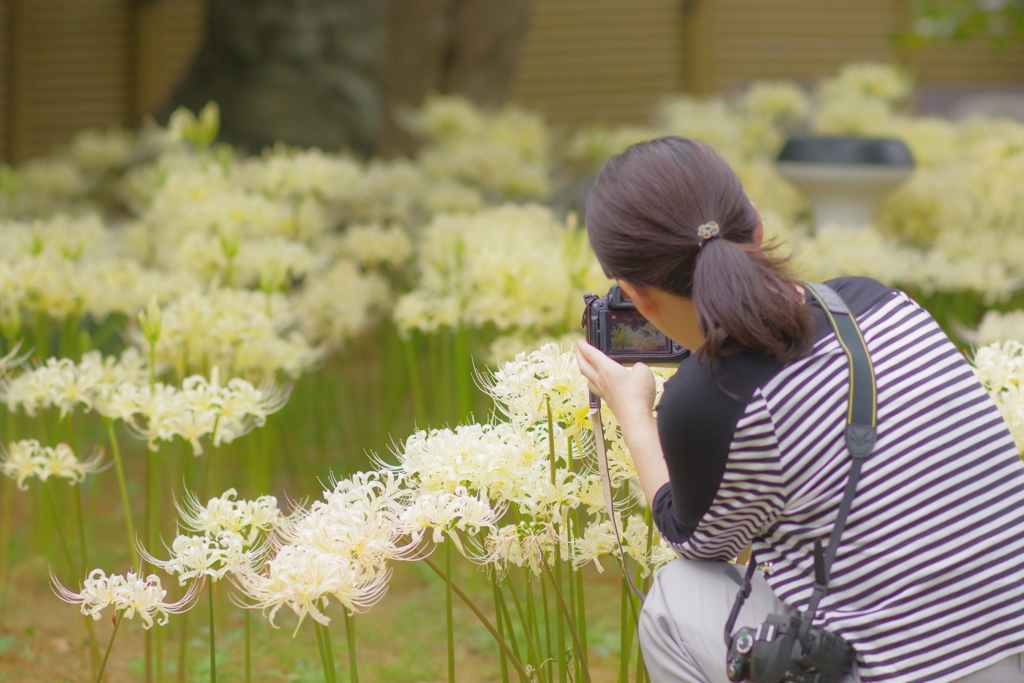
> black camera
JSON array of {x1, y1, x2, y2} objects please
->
[
  {"x1": 726, "y1": 614, "x2": 853, "y2": 683},
  {"x1": 581, "y1": 284, "x2": 689, "y2": 365}
]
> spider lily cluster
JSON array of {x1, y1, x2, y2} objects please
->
[{"x1": 0, "y1": 60, "x2": 1021, "y2": 683}]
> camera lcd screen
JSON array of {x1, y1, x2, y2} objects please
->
[{"x1": 608, "y1": 310, "x2": 672, "y2": 353}]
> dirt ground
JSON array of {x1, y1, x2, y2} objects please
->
[{"x1": 1, "y1": 552, "x2": 633, "y2": 683}]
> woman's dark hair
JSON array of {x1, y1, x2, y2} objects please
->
[{"x1": 584, "y1": 136, "x2": 813, "y2": 365}]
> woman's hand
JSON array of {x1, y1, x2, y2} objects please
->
[
  {"x1": 575, "y1": 339, "x2": 656, "y2": 423},
  {"x1": 575, "y1": 339, "x2": 669, "y2": 504}
]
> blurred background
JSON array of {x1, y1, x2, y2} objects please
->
[
  {"x1": 3, "y1": 0, "x2": 1024, "y2": 164},
  {"x1": 3, "y1": 3, "x2": 1024, "y2": 682}
]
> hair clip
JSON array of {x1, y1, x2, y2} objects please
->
[{"x1": 697, "y1": 221, "x2": 720, "y2": 246}]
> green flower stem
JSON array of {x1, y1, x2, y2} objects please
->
[
  {"x1": 439, "y1": 329, "x2": 454, "y2": 421},
  {"x1": 313, "y1": 617, "x2": 331, "y2": 683},
  {"x1": 541, "y1": 561, "x2": 591, "y2": 683},
  {"x1": 208, "y1": 580, "x2": 217, "y2": 683},
  {"x1": 382, "y1": 324, "x2": 407, "y2": 435},
  {"x1": 148, "y1": 341, "x2": 157, "y2": 390},
  {"x1": 492, "y1": 576, "x2": 510, "y2": 683},
  {"x1": 617, "y1": 571, "x2": 636, "y2": 683},
  {"x1": 34, "y1": 312, "x2": 47, "y2": 360},
  {"x1": 200, "y1": 416, "x2": 221, "y2": 500},
  {"x1": 44, "y1": 482, "x2": 102, "y2": 680},
  {"x1": 507, "y1": 571, "x2": 543, "y2": 677},
  {"x1": 95, "y1": 611, "x2": 123, "y2": 683},
  {"x1": 454, "y1": 327, "x2": 472, "y2": 420},
  {"x1": 244, "y1": 608, "x2": 251, "y2": 683},
  {"x1": 544, "y1": 399, "x2": 557, "y2": 683},
  {"x1": 522, "y1": 567, "x2": 543, "y2": 676},
  {"x1": 575, "y1": 567, "x2": 588, "y2": 664},
  {"x1": 104, "y1": 419, "x2": 139, "y2": 569},
  {"x1": 176, "y1": 610, "x2": 190, "y2": 683},
  {"x1": 547, "y1": 400, "x2": 556, "y2": 487},
  {"x1": 422, "y1": 556, "x2": 531, "y2": 683},
  {"x1": 427, "y1": 333, "x2": 441, "y2": 422},
  {"x1": 343, "y1": 609, "x2": 357, "y2": 683},
  {"x1": 445, "y1": 540, "x2": 455, "y2": 683},
  {"x1": 567, "y1": 556, "x2": 579, "y2": 682},
  {"x1": 73, "y1": 485, "x2": 89, "y2": 585},
  {"x1": 146, "y1": 449, "x2": 159, "y2": 565},
  {"x1": 317, "y1": 603, "x2": 339, "y2": 683},
  {"x1": 145, "y1": 626, "x2": 153, "y2": 683},
  {"x1": 554, "y1": 549, "x2": 567, "y2": 683},
  {"x1": 74, "y1": 484, "x2": 104, "y2": 679},
  {"x1": 495, "y1": 581, "x2": 522, "y2": 665},
  {"x1": 402, "y1": 338, "x2": 427, "y2": 427},
  {"x1": 319, "y1": 601, "x2": 338, "y2": 683},
  {"x1": 0, "y1": 473, "x2": 13, "y2": 591},
  {"x1": 43, "y1": 482, "x2": 77, "y2": 576},
  {"x1": 540, "y1": 572, "x2": 553, "y2": 683},
  {"x1": 156, "y1": 624, "x2": 165, "y2": 683},
  {"x1": 0, "y1": 408, "x2": 15, "y2": 591}
]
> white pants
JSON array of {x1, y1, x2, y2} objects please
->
[{"x1": 638, "y1": 558, "x2": 1024, "y2": 683}]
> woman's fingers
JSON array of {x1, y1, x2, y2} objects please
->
[
  {"x1": 576, "y1": 339, "x2": 619, "y2": 374},
  {"x1": 575, "y1": 339, "x2": 615, "y2": 398}
]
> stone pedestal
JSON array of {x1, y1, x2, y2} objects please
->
[{"x1": 776, "y1": 137, "x2": 914, "y2": 231}]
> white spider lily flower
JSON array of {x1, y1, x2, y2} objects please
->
[
  {"x1": 0, "y1": 357, "x2": 81, "y2": 417},
  {"x1": 0, "y1": 349, "x2": 149, "y2": 420},
  {"x1": 393, "y1": 205, "x2": 604, "y2": 336},
  {"x1": 139, "y1": 531, "x2": 260, "y2": 585},
  {"x1": 127, "y1": 288, "x2": 326, "y2": 382},
  {"x1": 288, "y1": 513, "x2": 410, "y2": 571},
  {"x1": 399, "y1": 489, "x2": 504, "y2": 552},
  {"x1": 127, "y1": 373, "x2": 289, "y2": 455},
  {"x1": 482, "y1": 343, "x2": 591, "y2": 437},
  {"x1": 321, "y1": 470, "x2": 410, "y2": 515},
  {"x1": 176, "y1": 488, "x2": 284, "y2": 547},
  {"x1": 284, "y1": 472, "x2": 420, "y2": 571},
  {"x1": 246, "y1": 495, "x2": 287, "y2": 534},
  {"x1": 1, "y1": 440, "x2": 106, "y2": 488},
  {"x1": 217, "y1": 378, "x2": 291, "y2": 433},
  {"x1": 0, "y1": 439, "x2": 44, "y2": 490},
  {"x1": 481, "y1": 521, "x2": 565, "y2": 576},
  {"x1": 514, "y1": 469, "x2": 591, "y2": 520},
  {"x1": 572, "y1": 515, "x2": 674, "y2": 578},
  {"x1": 572, "y1": 519, "x2": 618, "y2": 573},
  {"x1": 51, "y1": 568, "x2": 199, "y2": 629},
  {"x1": 34, "y1": 443, "x2": 107, "y2": 485},
  {"x1": 395, "y1": 422, "x2": 541, "y2": 500},
  {"x1": 972, "y1": 341, "x2": 1024, "y2": 455},
  {"x1": 232, "y1": 544, "x2": 391, "y2": 636}
]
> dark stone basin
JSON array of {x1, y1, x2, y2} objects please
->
[{"x1": 778, "y1": 137, "x2": 914, "y2": 166}]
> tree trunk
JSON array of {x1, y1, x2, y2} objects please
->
[
  {"x1": 164, "y1": 0, "x2": 388, "y2": 156},
  {"x1": 163, "y1": 0, "x2": 533, "y2": 157},
  {"x1": 379, "y1": 0, "x2": 534, "y2": 156}
]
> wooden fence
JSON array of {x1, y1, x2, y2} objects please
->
[
  {"x1": 0, "y1": 0, "x2": 202, "y2": 163},
  {"x1": 2, "y1": 0, "x2": 1024, "y2": 164}
]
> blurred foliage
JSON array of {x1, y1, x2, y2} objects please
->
[{"x1": 901, "y1": 0, "x2": 1024, "y2": 49}]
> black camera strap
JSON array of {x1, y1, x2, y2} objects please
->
[{"x1": 724, "y1": 282, "x2": 877, "y2": 647}]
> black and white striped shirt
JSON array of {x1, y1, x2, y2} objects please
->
[{"x1": 652, "y1": 277, "x2": 1024, "y2": 683}]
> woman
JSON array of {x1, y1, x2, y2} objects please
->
[{"x1": 575, "y1": 136, "x2": 1024, "y2": 683}]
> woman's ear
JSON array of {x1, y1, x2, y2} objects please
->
[{"x1": 616, "y1": 280, "x2": 657, "y2": 318}]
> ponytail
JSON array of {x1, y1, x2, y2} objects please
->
[
  {"x1": 693, "y1": 238, "x2": 812, "y2": 364},
  {"x1": 585, "y1": 135, "x2": 814, "y2": 364}
]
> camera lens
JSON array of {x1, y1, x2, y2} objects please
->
[{"x1": 735, "y1": 632, "x2": 755, "y2": 655}]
